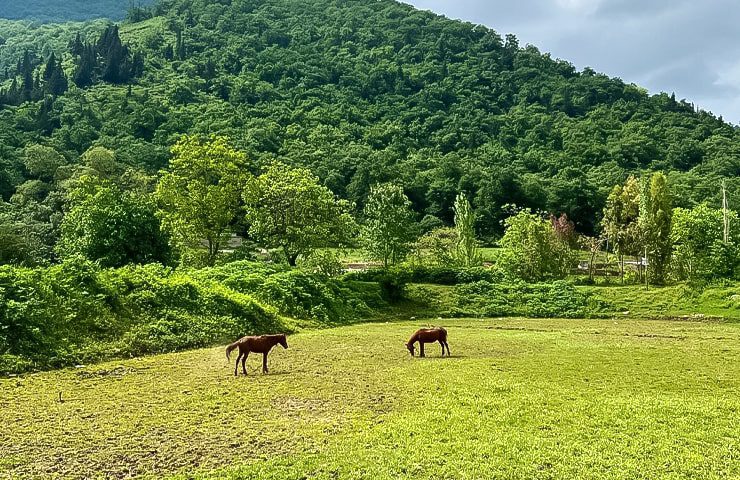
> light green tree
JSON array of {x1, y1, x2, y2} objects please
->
[
  {"x1": 362, "y1": 183, "x2": 418, "y2": 268},
  {"x1": 453, "y1": 193, "x2": 481, "y2": 267},
  {"x1": 671, "y1": 204, "x2": 739, "y2": 280},
  {"x1": 602, "y1": 176, "x2": 641, "y2": 282},
  {"x1": 639, "y1": 172, "x2": 672, "y2": 284},
  {"x1": 244, "y1": 162, "x2": 356, "y2": 267},
  {"x1": 412, "y1": 227, "x2": 458, "y2": 266},
  {"x1": 500, "y1": 210, "x2": 575, "y2": 281},
  {"x1": 81, "y1": 146, "x2": 118, "y2": 178},
  {"x1": 156, "y1": 136, "x2": 248, "y2": 266}
]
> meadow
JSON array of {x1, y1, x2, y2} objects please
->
[{"x1": 2, "y1": 317, "x2": 739, "y2": 479}]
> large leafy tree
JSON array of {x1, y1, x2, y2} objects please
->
[
  {"x1": 57, "y1": 176, "x2": 169, "y2": 267},
  {"x1": 156, "y1": 136, "x2": 248, "y2": 266},
  {"x1": 23, "y1": 144, "x2": 66, "y2": 181},
  {"x1": 244, "y1": 162, "x2": 356, "y2": 267},
  {"x1": 362, "y1": 183, "x2": 418, "y2": 268}
]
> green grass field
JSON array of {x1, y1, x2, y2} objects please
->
[{"x1": 2, "y1": 318, "x2": 739, "y2": 479}]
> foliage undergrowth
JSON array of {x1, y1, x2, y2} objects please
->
[
  {"x1": 0, "y1": 259, "x2": 383, "y2": 374},
  {"x1": 450, "y1": 280, "x2": 608, "y2": 318}
]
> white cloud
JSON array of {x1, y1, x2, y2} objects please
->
[{"x1": 554, "y1": 0, "x2": 601, "y2": 15}]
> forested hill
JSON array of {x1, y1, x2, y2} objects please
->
[
  {"x1": 0, "y1": 0, "x2": 154, "y2": 22},
  {"x1": 0, "y1": 0, "x2": 738, "y2": 258}
]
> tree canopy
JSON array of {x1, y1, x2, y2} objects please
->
[
  {"x1": 244, "y1": 162, "x2": 356, "y2": 266},
  {"x1": 155, "y1": 136, "x2": 248, "y2": 266}
]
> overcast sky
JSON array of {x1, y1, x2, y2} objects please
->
[{"x1": 404, "y1": 0, "x2": 740, "y2": 125}]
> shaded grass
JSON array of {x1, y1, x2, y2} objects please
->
[{"x1": 1, "y1": 318, "x2": 739, "y2": 479}]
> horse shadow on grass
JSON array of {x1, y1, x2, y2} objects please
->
[{"x1": 415, "y1": 354, "x2": 466, "y2": 360}]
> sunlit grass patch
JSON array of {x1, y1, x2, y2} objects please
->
[{"x1": 2, "y1": 318, "x2": 739, "y2": 479}]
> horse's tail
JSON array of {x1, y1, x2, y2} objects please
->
[
  {"x1": 439, "y1": 327, "x2": 448, "y2": 340},
  {"x1": 226, "y1": 341, "x2": 240, "y2": 361}
]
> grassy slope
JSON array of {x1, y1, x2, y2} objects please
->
[
  {"x1": 583, "y1": 283, "x2": 740, "y2": 320},
  {"x1": 404, "y1": 282, "x2": 740, "y2": 321},
  {"x1": 2, "y1": 318, "x2": 739, "y2": 479}
]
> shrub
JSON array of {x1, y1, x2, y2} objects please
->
[
  {"x1": 451, "y1": 280, "x2": 607, "y2": 318},
  {"x1": 345, "y1": 265, "x2": 504, "y2": 286}
]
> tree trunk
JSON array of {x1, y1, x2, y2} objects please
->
[
  {"x1": 644, "y1": 248, "x2": 649, "y2": 290},
  {"x1": 284, "y1": 247, "x2": 298, "y2": 267},
  {"x1": 207, "y1": 239, "x2": 219, "y2": 266}
]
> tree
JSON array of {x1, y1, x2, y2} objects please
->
[
  {"x1": 580, "y1": 235, "x2": 605, "y2": 283},
  {"x1": 362, "y1": 183, "x2": 418, "y2": 268},
  {"x1": 639, "y1": 173, "x2": 672, "y2": 284},
  {"x1": 69, "y1": 33, "x2": 84, "y2": 57},
  {"x1": 23, "y1": 145, "x2": 66, "y2": 181},
  {"x1": 74, "y1": 43, "x2": 96, "y2": 87},
  {"x1": 499, "y1": 210, "x2": 575, "y2": 281},
  {"x1": 671, "y1": 204, "x2": 739, "y2": 280},
  {"x1": 602, "y1": 176, "x2": 641, "y2": 282},
  {"x1": 453, "y1": 193, "x2": 481, "y2": 267},
  {"x1": 244, "y1": 162, "x2": 356, "y2": 267},
  {"x1": 20, "y1": 50, "x2": 34, "y2": 102},
  {"x1": 81, "y1": 146, "x2": 118, "y2": 178},
  {"x1": 156, "y1": 136, "x2": 248, "y2": 266},
  {"x1": 412, "y1": 226, "x2": 457, "y2": 266},
  {"x1": 551, "y1": 213, "x2": 577, "y2": 248},
  {"x1": 45, "y1": 56, "x2": 68, "y2": 96},
  {"x1": 57, "y1": 176, "x2": 170, "y2": 267}
]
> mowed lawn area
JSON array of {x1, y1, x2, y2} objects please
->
[{"x1": 2, "y1": 318, "x2": 739, "y2": 479}]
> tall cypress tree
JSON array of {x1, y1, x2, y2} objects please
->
[
  {"x1": 20, "y1": 50, "x2": 34, "y2": 102},
  {"x1": 43, "y1": 52, "x2": 57, "y2": 82},
  {"x1": 175, "y1": 30, "x2": 186, "y2": 60},
  {"x1": 132, "y1": 51, "x2": 145, "y2": 78},
  {"x1": 99, "y1": 25, "x2": 132, "y2": 83},
  {"x1": 69, "y1": 32, "x2": 84, "y2": 57},
  {"x1": 74, "y1": 43, "x2": 96, "y2": 88},
  {"x1": 47, "y1": 58, "x2": 68, "y2": 96}
]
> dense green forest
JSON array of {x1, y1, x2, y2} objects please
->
[
  {"x1": 0, "y1": 0, "x2": 153, "y2": 22},
  {"x1": 0, "y1": 0, "x2": 738, "y2": 263}
]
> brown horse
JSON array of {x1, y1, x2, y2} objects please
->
[
  {"x1": 406, "y1": 327, "x2": 450, "y2": 358},
  {"x1": 226, "y1": 334, "x2": 288, "y2": 376}
]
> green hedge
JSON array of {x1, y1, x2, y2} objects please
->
[{"x1": 345, "y1": 265, "x2": 505, "y2": 286}]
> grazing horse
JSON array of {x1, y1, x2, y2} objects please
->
[
  {"x1": 226, "y1": 334, "x2": 288, "y2": 376},
  {"x1": 406, "y1": 327, "x2": 450, "y2": 358}
]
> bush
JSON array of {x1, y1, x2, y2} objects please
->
[
  {"x1": 345, "y1": 265, "x2": 504, "y2": 286},
  {"x1": 451, "y1": 280, "x2": 608, "y2": 318}
]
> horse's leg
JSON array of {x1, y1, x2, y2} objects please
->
[
  {"x1": 262, "y1": 353, "x2": 268, "y2": 374},
  {"x1": 242, "y1": 352, "x2": 249, "y2": 375},
  {"x1": 439, "y1": 340, "x2": 445, "y2": 356},
  {"x1": 234, "y1": 351, "x2": 242, "y2": 376},
  {"x1": 419, "y1": 342, "x2": 425, "y2": 358},
  {"x1": 445, "y1": 341, "x2": 451, "y2": 356}
]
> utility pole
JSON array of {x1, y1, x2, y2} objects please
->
[{"x1": 723, "y1": 180, "x2": 730, "y2": 243}]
